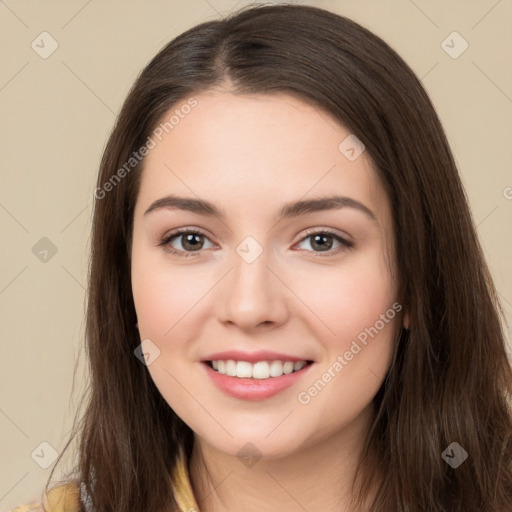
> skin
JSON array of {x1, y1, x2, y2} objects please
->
[{"x1": 131, "y1": 88, "x2": 408, "y2": 512}]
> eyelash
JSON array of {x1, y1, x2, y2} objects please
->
[{"x1": 158, "y1": 227, "x2": 353, "y2": 258}]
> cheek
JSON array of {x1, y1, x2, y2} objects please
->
[
  {"x1": 132, "y1": 268, "x2": 179, "y2": 340},
  {"x1": 295, "y1": 249, "x2": 397, "y2": 342},
  {"x1": 131, "y1": 245, "x2": 207, "y2": 341},
  {"x1": 293, "y1": 249, "x2": 398, "y2": 421},
  {"x1": 131, "y1": 249, "x2": 207, "y2": 414}
]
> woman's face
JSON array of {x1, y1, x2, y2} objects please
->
[{"x1": 131, "y1": 90, "x2": 403, "y2": 459}]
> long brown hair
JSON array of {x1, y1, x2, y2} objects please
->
[{"x1": 47, "y1": 3, "x2": 512, "y2": 511}]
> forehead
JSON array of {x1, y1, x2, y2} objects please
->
[{"x1": 135, "y1": 91, "x2": 390, "y2": 226}]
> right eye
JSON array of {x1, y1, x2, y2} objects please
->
[{"x1": 159, "y1": 228, "x2": 216, "y2": 257}]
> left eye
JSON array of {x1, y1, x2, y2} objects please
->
[{"x1": 296, "y1": 231, "x2": 350, "y2": 253}]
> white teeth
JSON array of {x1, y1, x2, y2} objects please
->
[
  {"x1": 225, "y1": 360, "x2": 237, "y2": 377},
  {"x1": 282, "y1": 361, "x2": 294, "y2": 374},
  {"x1": 210, "y1": 359, "x2": 309, "y2": 379},
  {"x1": 294, "y1": 361, "x2": 306, "y2": 371},
  {"x1": 236, "y1": 361, "x2": 253, "y2": 378},
  {"x1": 252, "y1": 361, "x2": 270, "y2": 379},
  {"x1": 269, "y1": 360, "x2": 284, "y2": 377}
]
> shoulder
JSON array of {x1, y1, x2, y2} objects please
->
[{"x1": 9, "y1": 482, "x2": 81, "y2": 512}]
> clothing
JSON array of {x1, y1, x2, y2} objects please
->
[
  {"x1": 170, "y1": 447, "x2": 200, "y2": 512},
  {"x1": 9, "y1": 447, "x2": 200, "y2": 512}
]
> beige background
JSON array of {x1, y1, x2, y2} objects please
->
[{"x1": 0, "y1": 0, "x2": 511, "y2": 509}]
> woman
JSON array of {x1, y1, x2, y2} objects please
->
[{"x1": 12, "y1": 3, "x2": 512, "y2": 511}]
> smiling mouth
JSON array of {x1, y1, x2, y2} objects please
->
[{"x1": 204, "y1": 360, "x2": 314, "y2": 379}]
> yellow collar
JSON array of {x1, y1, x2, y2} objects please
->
[
  {"x1": 171, "y1": 446, "x2": 201, "y2": 512},
  {"x1": 12, "y1": 448, "x2": 200, "y2": 512}
]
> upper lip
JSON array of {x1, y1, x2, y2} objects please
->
[{"x1": 201, "y1": 350, "x2": 313, "y2": 363}]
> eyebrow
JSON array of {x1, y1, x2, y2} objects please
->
[{"x1": 144, "y1": 194, "x2": 377, "y2": 223}]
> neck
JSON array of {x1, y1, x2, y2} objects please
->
[{"x1": 188, "y1": 404, "x2": 380, "y2": 512}]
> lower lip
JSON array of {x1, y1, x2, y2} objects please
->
[{"x1": 202, "y1": 362, "x2": 314, "y2": 401}]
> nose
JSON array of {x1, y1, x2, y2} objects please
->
[{"x1": 217, "y1": 246, "x2": 290, "y2": 331}]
